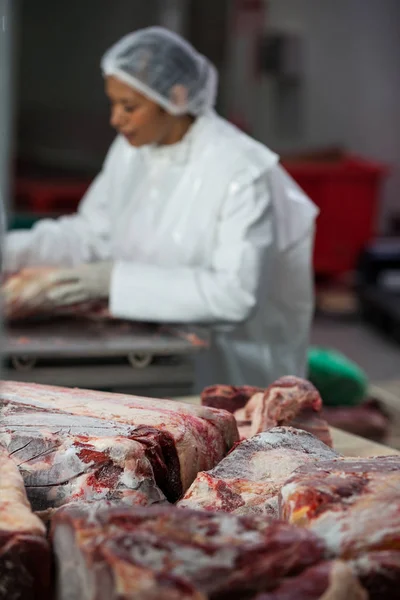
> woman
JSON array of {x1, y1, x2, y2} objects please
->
[{"x1": 3, "y1": 27, "x2": 318, "y2": 391}]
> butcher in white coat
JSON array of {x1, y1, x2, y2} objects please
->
[{"x1": 3, "y1": 27, "x2": 318, "y2": 391}]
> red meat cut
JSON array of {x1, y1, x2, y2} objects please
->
[
  {"x1": 178, "y1": 427, "x2": 339, "y2": 517},
  {"x1": 2, "y1": 268, "x2": 111, "y2": 321},
  {"x1": 322, "y1": 399, "x2": 389, "y2": 443},
  {"x1": 202, "y1": 377, "x2": 332, "y2": 446},
  {"x1": 280, "y1": 456, "x2": 400, "y2": 599},
  {"x1": 351, "y1": 551, "x2": 400, "y2": 600},
  {"x1": 201, "y1": 385, "x2": 262, "y2": 413},
  {"x1": 252, "y1": 560, "x2": 367, "y2": 599},
  {"x1": 0, "y1": 381, "x2": 239, "y2": 497},
  {"x1": 51, "y1": 504, "x2": 326, "y2": 600},
  {"x1": 280, "y1": 455, "x2": 400, "y2": 556},
  {"x1": 1, "y1": 411, "x2": 167, "y2": 513},
  {"x1": 0, "y1": 445, "x2": 51, "y2": 600}
]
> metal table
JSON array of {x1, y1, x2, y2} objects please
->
[{"x1": 3, "y1": 318, "x2": 210, "y2": 397}]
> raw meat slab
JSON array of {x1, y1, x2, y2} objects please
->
[
  {"x1": 280, "y1": 456, "x2": 400, "y2": 599},
  {"x1": 202, "y1": 377, "x2": 332, "y2": 447},
  {"x1": 1, "y1": 413, "x2": 166, "y2": 511},
  {"x1": 1, "y1": 381, "x2": 239, "y2": 496},
  {"x1": 201, "y1": 385, "x2": 262, "y2": 413},
  {"x1": 280, "y1": 455, "x2": 400, "y2": 556},
  {"x1": 253, "y1": 560, "x2": 367, "y2": 599},
  {"x1": 178, "y1": 427, "x2": 339, "y2": 517},
  {"x1": 351, "y1": 551, "x2": 400, "y2": 600},
  {"x1": 0, "y1": 446, "x2": 51, "y2": 600},
  {"x1": 51, "y1": 504, "x2": 326, "y2": 600}
]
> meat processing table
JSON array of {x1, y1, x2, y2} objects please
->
[
  {"x1": 3, "y1": 319, "x2": 210, "y2": 396},
  {"x1": 177, "y1": 395, "x2": 400, "y2": 457}
]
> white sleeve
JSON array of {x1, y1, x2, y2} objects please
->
[
  {"x1": 110, "y1": 175, "x2": 274, "y2": 324},
  {"x1": 3, "y1": 137, "x2": 123, "y2": 272}
]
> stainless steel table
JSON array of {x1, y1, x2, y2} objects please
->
[{"x1": 3, "y1": 318, "x2": 210, "y2": 397}]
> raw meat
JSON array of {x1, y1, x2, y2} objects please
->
[
  {"x1": 288, "y1": 412, "x2": 332, "y2": 448},
  {"x1": 0, "y1": 407, "x2": 177, "y2": 503},
  {"x1": 51, "y1": 504, "x2": 326, "y2": 600},
  {"x1": 351, "y1": 551, "x2": 400, "y2": 600},
  {"x1": 0, "y1": 412, "x2": 166, "y2": 512},
  {"x1": 1, "y1": 381, "x2": 239, "y2": 496},
  {"x1": 203, "y1": 377, "x2": 332, "y2": 446},
  {"x1": 244, "y1": 377, "x2": 322, "y2": 433},
  {"x1": 280, "y1": 455, "x2": 400, "y2": 558},
  {"x1": 0, "y1": 445, "x2": 51, "y2": 600},
  {"x1": 323, "y1": 399, "x2": 389, "y2": 443},
  {"x1": 201, "y1": 385, "x2": 262, "y2": 413},
  {"x1": 178, "y1": 427, "x2": 339, "y2": 517},
  {"x1": 253, "y1": 560, "x2": 367, "y2": 599},
  {"x1": 2, "y1": 268, "x2": 110, "y2": 321},
  {"x1": 236, "y1": 377, "x2": 332, "y2": 447},
  {"x1": 280, "y1": 457, "x2": 400, "y2": 598}
]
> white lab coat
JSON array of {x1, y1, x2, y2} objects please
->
[{"x1": 4, "y1": 111, "x2": 318, "y2": 391}]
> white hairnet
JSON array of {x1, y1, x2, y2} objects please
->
[{"x1": 101, "y1": 27, "x2": 218, "y2": 116}]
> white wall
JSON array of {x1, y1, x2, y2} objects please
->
[{"x1": 227, "y1": 0, "x2": 400, "y2": 231}]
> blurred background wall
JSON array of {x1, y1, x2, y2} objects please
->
[
  {"x1": 0, "y1": 0, "x2": 16, "y2": 214},
  {"x1": 10, "y1": 0, "x2": 400, "y2": 232},
  {"x1": 226, "y1": 0, "x2": 400, "y2": 232}
]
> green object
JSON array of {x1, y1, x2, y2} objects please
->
[
  {"x1": 307, "y1": 347, "x2": 368, "y2": 407},
  {"x1": 8, "y1": 213, "x2": 40, "y2": 230}
]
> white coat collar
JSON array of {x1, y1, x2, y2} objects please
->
[{"x1": 140, "y1": 113, "x2": 208, "y2": 166}]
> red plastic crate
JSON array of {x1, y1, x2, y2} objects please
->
[
  {"x1": 282, "y1": 156, "x2": 389, "y2": 276},
  {"x1": 15, "y1": 177, "x2": 92, "y2": 214}
]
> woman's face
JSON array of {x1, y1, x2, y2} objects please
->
[{"x1": 105, "y1": 76, "x2": 178, "y2": 147}]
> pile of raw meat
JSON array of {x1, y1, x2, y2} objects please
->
[{"x1": 1, "y1": 376, "x2": 400, "y2": 599}]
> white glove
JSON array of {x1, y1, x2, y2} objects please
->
[
  {"x1": 45, "y1": 262, "x2": 113, "y2": 306},
  {"x1": 3, "y1": 262, "x2": 113, "y2": 318}
]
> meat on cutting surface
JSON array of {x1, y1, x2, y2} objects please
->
[
  {"x1": 51, "y1": 504, "x2": 326, "y2": 600},
  {"x1": 242, "y1": 377, "x2": 322, "y2": 433},
  {"x1": 323, "y1": 399, "x2": 389, "y2": 443},
  {"x1": 0, "y1": 411, "x2": 167, "y2": 512},
  {"x1": 280, "y1": 455, "x2": 400, "y2": 556},
  {"x1": 178, "y1": 427, "x2": 339, "y2": 517},
  {"x1": 280, "y1": 456, "x2": 400, "y2": 599},
  {"x1": 0, "y1": 381, "x2": 239, "y2": 497},
  {"x1": 351, "y1": 551, "x2": 400, "y2": 600},
  {"x1": 203, "y1": 377, "x2": 332, "y2": 446},
  {"x1": 201, "y1": 385, "x2": 263, "y2": 414},
  {"x1": 236, "y1": 377, "x2": 332, "y2": 447},
  {"x1": 0, "y1": 445, "x2": 51, "y2": 600},
  {"x1": 252, "y1": 560, "x2": 367, "y2": 600}
]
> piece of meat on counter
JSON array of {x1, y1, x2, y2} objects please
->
[
  {"x1": 204, "y1": 377, "x2": 332, "y2": 446},
  {"x1": 1, "y1": 381, "x2": 239, "y2": 496},
  {"x1": 178, "y1": 427, "x2": 339, "y2": 517},
  {"x1": 51, "y1": 504, "x2": 325, "y2": 600},
  {"x1": 0, "y1": 446, "x2": 51, "y2": 600},
  {"x1": 351, "y1": 551, "x2": 400, "y2": 600},
  {"x1": 237, "y1": 377, "x2": 332, "y2": 446},
  {"x1": 252, "y1": 560, "x2": 367, "y2": 600},
  {"x1": 1, "y1": 412, "x2": 166, "y2": 513},
  {"x1": 323, "y1": 399, "x2": 389, "y2": 443},
  {"x1": 280, "y1": 456, "x2": 400, "y2": 598},
  {"x1": 201, "y1": 384, "x2": 263, "y2": 413},
  {"x1": 280, "y1": 455, "x2": 400, "y2": 555}
]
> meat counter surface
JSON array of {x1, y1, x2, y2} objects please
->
[{"x1": 2, "y1": 319, "x2": 210, "y2": 394}]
